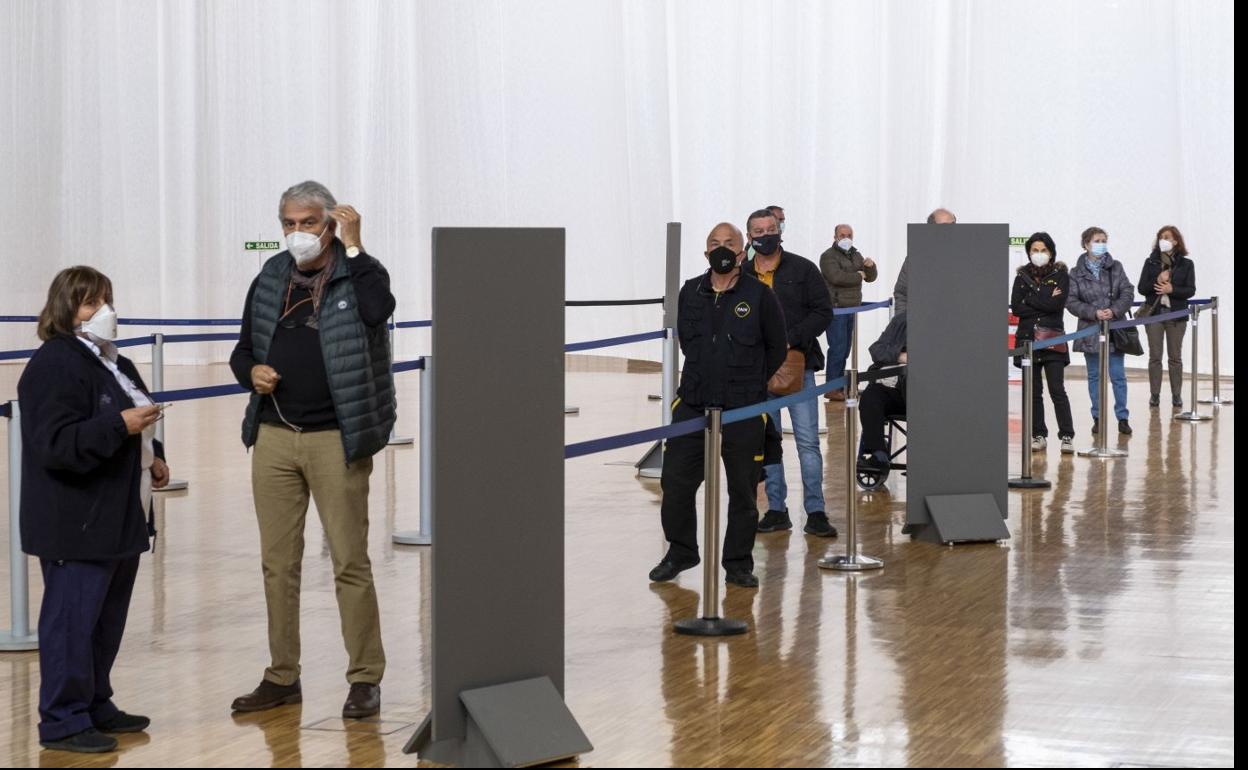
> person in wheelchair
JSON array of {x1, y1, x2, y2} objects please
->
[{"x1": 858, "y1": 312, "x2": 907, "y2": 483}]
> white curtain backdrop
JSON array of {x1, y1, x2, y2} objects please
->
[{"x1": 0, "y1": 0, "x2": 1235, "y2": 374}]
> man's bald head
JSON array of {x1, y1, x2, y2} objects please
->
[
  {"x1": 706, "y1": 222, "x2": 744, "y2": 256},
  {"x1": 927, "y1": 208, "x2": 956, "y2": 224}
]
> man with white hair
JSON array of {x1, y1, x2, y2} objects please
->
[
  {"x1": 228, "y1": 180, "x2": 395, "y2": 719},
  {"x1": 893, "y1": 207, "x2": 956, "y2": 315}
]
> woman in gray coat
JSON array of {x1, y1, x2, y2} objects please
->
[{"x1": 1066, "y1": 226, "x2": 1136, "y2": 435}]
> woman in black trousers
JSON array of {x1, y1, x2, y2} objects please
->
[
  {"x1": 1011, "y1": 232, "x2": 1076, "y2": 454},
  {"x1": 18, "y1": 267, "x2": 170, "y2": 754}
]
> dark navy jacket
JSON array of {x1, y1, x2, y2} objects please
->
[{"x1": 17, "y1": 334, "x2": 163, "y2": 561}]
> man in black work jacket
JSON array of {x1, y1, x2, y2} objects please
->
[{"x1": 649, "y1": 222, "x2": 787, "y2": 588}]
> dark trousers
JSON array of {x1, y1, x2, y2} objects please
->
[
  {"x1": 1032, "y1": 360, "x2": 1075, "y2": 439},
  {"x1": 859, "y1": 383, "x2": 906, "y2": 457},
  {"x1": 37, "y1": 556, "x2": 140, "y2": 741},
  {"x1": 660, "y1": 401, "x2": 766, "y2": 572}
]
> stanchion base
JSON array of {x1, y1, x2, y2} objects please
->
[
  {"x1": 1198, "y1": 397, "x2": 1232, "y2": 406},
  {"x1": 647, "y1": 394, "x2": 662, "y2": 401},
  {"x1": 387, "y1": 436, "x2": 416, "y2": 446},
  {"x1": 1174, "y1": 412, "x2": 1213, "y2": 422},
  {"x1": 1008, "y1": 477, "x2": 1052, "y2": 489},
  {"x1": 564, "y1": 406, "x2": 580, "y2": 415},
  {"x1": 155, "y1": 479, "x2": 189, "y2": 492},
  {"x1": 392, "y1": 530, "x2": 432, "y2": 546},
  {"x1": 817, "y1": 554, "x2": 884, "y2": 571},
  {"x1": 673, "y1": 616, "x2": 748, "y2": 636},
  {"x1": 0, "y1": 632, "x2": 39, "y2": 651},
  {"x1": 1077, "y1": 447, "x2": 1128, "y2": 458}
]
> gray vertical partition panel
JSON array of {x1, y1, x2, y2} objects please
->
[
  {"x1": 906, "y1": 224, "x2": 1010, "y2": 543},
  {"x1": 413, "y1": 227, "x2": 583, "y2": 765}
]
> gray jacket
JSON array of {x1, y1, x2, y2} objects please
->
[
  {"x1": 819, "y1": 245, "x2": 878, "y2": 308},
  {"x1": 1066, "y1": 253, "x2": 1135, "y2": 355},
  {"x1": 892, "y1": 257, "x2": 909, "y2": 315}
]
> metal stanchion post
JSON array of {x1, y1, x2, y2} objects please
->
[
  {"x1": 640, "y1": 329, "x2": 677, "y2": 479},
  {"x1": 819, "y1": 368, "x2": 883, "y2": 571},
  {"x1": 394, "y1": 357, "x2": 433, "y2": 546},
  {"x1": 387, "y1": 316, "x2": 414, "y2": 446},
  {"x1": 1078, "y1": 320, "x2": 1128, "y2": 457},
  {"x1": 1176, "y1": 305, "x2": 1213, "y2": 423},
  {"x1": 2, "y1": 401, "x2": 39, "y2": 650},
  {"x1": 1199, "y1": 297, "x2": 1231, "y2": 406},
  {"x1": 851, "y1": 313, "x2": 859, "y2": 373},
  {"x1": 1009, "y1": 341, "x2": 1051, "y2": 489},
  {"x1": 151, "y1": 333, "x2": 189, "y2": 491},
  {"x1": 674, "y1": 408, "x2": 747, "y2": 636}
]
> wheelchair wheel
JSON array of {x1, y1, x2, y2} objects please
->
[{"x1": 856, "y1": 463, "x2": 887, "y2": 491}]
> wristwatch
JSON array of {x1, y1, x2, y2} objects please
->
[{"x1": 345, "y1": 245, "x2": 361, "y2": 259}]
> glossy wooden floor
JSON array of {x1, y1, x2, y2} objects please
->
[{"x1": 0, "y1": 359, "x2": 1235, "y2": 767}]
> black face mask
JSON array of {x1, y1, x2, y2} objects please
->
[
  {"x1": 751, "y1": 233, "x2": 782, "y2": 256},
  {"x1": 707, "y1": 246, "x2": 738, "y2": 274}
]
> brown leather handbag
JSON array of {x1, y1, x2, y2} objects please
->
[{"x1": 768, "y1": 350, "x2": 806, "y2": 395}]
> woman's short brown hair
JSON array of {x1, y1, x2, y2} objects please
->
[
  {"x1": 36, "y1": 266, "x2": 113, "y2": 341},
  {"x1": 1080, "y1": 226, "x2": 1108, "y2": 249}
]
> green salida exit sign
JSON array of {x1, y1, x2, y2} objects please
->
[{"x1": 245, "y1": 241, "x2": 281, "y2": 250}]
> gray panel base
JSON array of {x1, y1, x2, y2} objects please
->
[
  {"x1": 408, "y1": 677, "x2": 592, "y2": 767},
  {"x1": 920, "y1": 494, "x2": 1011, "y2": 544},
  {"x1": 635, "y1": 440, "x2": 663, "y2": 478}
]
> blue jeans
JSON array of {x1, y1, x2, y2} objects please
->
[
  {"x1": 824, "y1": 314, "x2": 854, "y2": 380},
  {"x1": 1084, "y1": 351, "x2": 1129, "y2": 421},
  {"x1": 764, "y1": 370, "x2": 825, "y2": 515}
]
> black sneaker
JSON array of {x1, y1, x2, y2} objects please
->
[
  {"x1": 1149, "y1": 394, "x2": 1160, "y2": 408},
  {"x1": 803, "y1": 512, "x2": 838, "y2": 538},
  {"x1": 1118, "y1": 419, "x2": 1132, "y2": 435},
  {"x1": 94, "y1": 711, "x2": 150, "y2": 734},
  {"x1": 725, "y1": 569, "x2": 759, "y2": 588},
  {"x1": 648, "y1": 558, "x2": 699, "y2": 582},
  {"x1": 40, "y1": 728, "x2": 118, "y2": 754},
  {"x1": 1091, "y1": 419, "x2": 1099, "y2": 435},
  {"x1": 1172, "y1": 396, "x2": 1183, "y2": 408},
  {"x1": 756, "y1": 509, "x2": 792, "y2": 532}
]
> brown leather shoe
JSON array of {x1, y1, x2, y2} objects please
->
[
  {"x1": 825, "y1": 389, "x2": 846, "y2": 401},
  {"x1": 342, "y1": 683, "x2": 381, "y2": 719},
  {"x1": 231, "y1": 679, "x2": 302, "y2": 712}
]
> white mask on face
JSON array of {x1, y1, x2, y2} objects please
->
[
  {"x1": 1158, "y1": 238, "x2": 1174, "y2": 253},
  {"x1": 778, "y1": 220, "x2": 785, "y2": 234},
  {"x1": 287, "y1": 223, "x2": 329, "y2": 266},
  {"x1": 837, "y1": 238, "x2": 853, "y2": 252},
  {"x1": 1030, "y1": 251, "x2": 1051, "y2": 268},
  {"x1": 78, "y1": 303, "x2": 118, "y2": 341}
]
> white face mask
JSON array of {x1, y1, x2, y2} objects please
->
[
  {"x1": 837, "y1": 238, "x2": 853, "y2": 252},
  {"x1": 1158, "y1": 238, "x2": 1174, "y2": 253},
  {"x1": 1030, "y1": 251, "x2": 1051, "y2": 268},
  {"x1": 286, "y1": 223, "x2": 329, "y2": 266},
  {"x1": 778, "y1": 220, "x2": 785, "y2": 234},
  {"x1": 78, "y1": 303, "x2": 118, "y2": 341}
]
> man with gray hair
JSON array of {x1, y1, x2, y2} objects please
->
[
  {"x1": 892, "y1": 207, "x2": 956, "y2": 315},
  {"x1": 228, "y1": 180, "x2": 395, "y2": 719}
]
